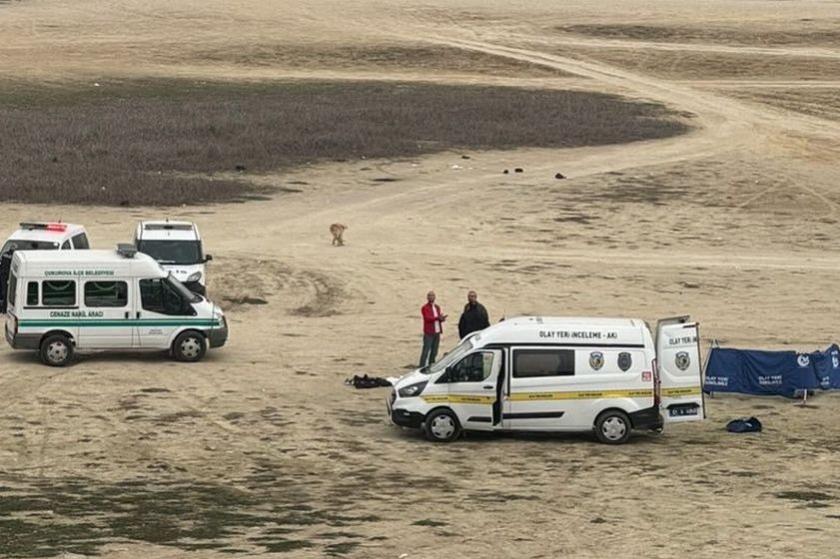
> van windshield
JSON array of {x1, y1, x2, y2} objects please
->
[
  {"x1": 1, "y1": 240, "x2": 59, "y2": 255},
  {"x1": 137, "y1": 240, "x2": 202, "y2": 265},
  {"x1": 167, "y1": 275, "x2": 202, "y2": 304},
  {"x1": 422, "y1": 337, "x2": 475, "y2": 375}
]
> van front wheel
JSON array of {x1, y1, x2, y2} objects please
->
[
  {"x1": 424, "y1": 409, "x2": 461, "y2": 443},
  {"x1": 40, "y1": 334, "x2": 73, "y2": 367},
  {"x1": 595, "y1": 410, "x2": 632, "y2": 445},
  {"x1": 173, "y1": 331, "x2": 207, "y2": 362}
]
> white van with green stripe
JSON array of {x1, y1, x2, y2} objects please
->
[
  {"x1": 4, "y1": 245, "x2": 227, "y2": 366},
  {"x1": 387, "y1": 316, "x2": 704, "y2": 444}
]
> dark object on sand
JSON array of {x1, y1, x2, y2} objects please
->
[
  {"x1": 555, "y1": 172, "x2": 566, "y2": 179},
  {"x1": 346, "y1": 374, "x2": 392, "y2": 389},
  {"x1": 726, "y1": 417, "x2": 762, "y2": 433},
  {"x1": 235, "y1": 164, "x2": 247, "y2": 172},
  {"x1": 503, "y1": 169, "x2": 509, "y2": 174},
  {"x1": 514, "y1": 168, "x2": 523, "y2": 173},
  {"x1": 461, "y1": 155, "x2": 471, "y2": 159}
]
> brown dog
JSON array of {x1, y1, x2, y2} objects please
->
[{"x1": 330, "y1": 223, "x2": 347, "y2": 246}]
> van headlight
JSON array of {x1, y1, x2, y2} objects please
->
[
  {"x1": 398, "y1": 381, "x2": 428, "y2": 398},
  {"x1": 187, "y1": 272, "x2": 202, "y2": 283}
]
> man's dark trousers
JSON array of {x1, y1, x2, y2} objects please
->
[{"x1": 420, "y1": 334, "x2": 440, "y2": 367}]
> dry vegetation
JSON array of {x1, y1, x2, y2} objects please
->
[
  {"x1": 193, "y1": 43, "x2": 576, "y2": 78},
  {"x1": 555, "y1": 23, "x2": 840, "y2": 46},
  {"x1": 0, "y1": 79, "x2": 689, "y2": 206},
  {"x1": 562, "y1": 46, "x2": 840, "y2": 81},
  {"x1": 723, "y1": 88, "x2": 840, "y2": 121}
]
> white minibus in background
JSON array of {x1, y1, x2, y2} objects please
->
[{"x1": 134, "y1": 221, "x2": 211, "y2": 295}]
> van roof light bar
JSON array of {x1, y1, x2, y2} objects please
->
[
  {"x1": 144, "y1": 223, "x2": 193, "y2": 231},
  {"x1": 117, "y1": 244, "x2": 137, "y2": 258},
  {"x1": 20, "y1": 222, "x2": 68, "y2": 232}
]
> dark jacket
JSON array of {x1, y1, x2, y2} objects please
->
[{"x1": 458, "y1": 302, "x2": 490, "y2": 339}]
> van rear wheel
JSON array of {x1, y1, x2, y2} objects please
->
[
  {"x1": 40, "y1": 334, "x2": 73, "y2": 367},
  {"x1": 173, "y1": 331, "x2": 206, "y2": 362},
  {"x1": 423, "y1": 409, "x2": 461, "y2": 443},
  {"x1": 595, "y1": 410, "x2": 632, "y2": 445}
]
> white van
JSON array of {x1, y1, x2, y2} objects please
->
[
  {"x1": 134, "y1": 221, "x2": 211, "y2": 295},
  {"x1": 1, "y1": 222, "x2": 90, "y2": 255},
  {"x1": 1, "y1": 222, "x2": 91, "y2": 313},
  {"x1": 4, "y1": 245, "x2": 228, "y2": 366},
  {"x1": 387, "y1": 316, "x2": 704, "y2": 444}
]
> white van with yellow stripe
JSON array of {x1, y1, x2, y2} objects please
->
[
  {"x1": 387, "y1": 316, "x2": 704, "y2": 444},
  {"x1": 4, "y1": 246, "x2": 227, "y2": 366}
]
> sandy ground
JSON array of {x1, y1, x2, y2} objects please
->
[{"x1": 2, "y1": 0, "x2": 840, "y2": 557}]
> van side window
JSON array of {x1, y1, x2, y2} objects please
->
[
  {"x1": 42, "y1": 281, "x2": 76, "y2": 307},
  {"x1": 442, "y1": 352, "x2": 494, "y2": 383},
  {"x1": 61, "y1": 240, "x2": 71, "y2": 250},
  {"x1": 140, "y1": 278, "x2": 188, "y2": 315},
  {"x1": 72, "y1": 233, "x2": 90, "y2": 249},
  {"x1": 26, "y1": 282, "x2": 39, "y2": 306},
  {"x1": 513, "y1": 349, "x2": 575, "y2": 378},
  {"x1": 85, "y1": 281, "x2": 128, "y2": 307}
]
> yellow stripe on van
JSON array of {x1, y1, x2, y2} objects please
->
[
  {"x1": 509, "y1": 389, "x2": 653, "y2": 401},
  {"x1": 422, "y1": 395, "x2": 496, "y2": 405},
  {"x1": 662, "y1": 386, "x2": 702, "y2": 397}
]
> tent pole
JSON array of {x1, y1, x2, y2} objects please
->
[{"x1": 703, "y1": 339, "x2": 716, "y2": 399}]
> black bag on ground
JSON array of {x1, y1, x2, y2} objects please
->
[
  {"x1": 726, "y1": 416, "x2": 762, "y2": 433},
  {"x1": 346, "y1": 374, "x2": 392, "y2": 389}
]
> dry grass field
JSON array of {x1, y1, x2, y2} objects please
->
[
  {"x1": 0, "y1": 80, "x2": 687, "y2": 205},
  {"x1": 554, "y1": 23, "x2": 840, "y2": 47},
  {"x1": 2, "y1": 0, "x2": 840, "y2": 558}
]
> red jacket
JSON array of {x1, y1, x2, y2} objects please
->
[{"x1": 422, "y1": 303, "x2": 444, "y2": 335}]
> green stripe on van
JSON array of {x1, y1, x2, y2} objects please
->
[{"x1": 18, "y1": 320, "x2": 220, "y2": 328}]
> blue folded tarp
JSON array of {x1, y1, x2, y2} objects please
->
[{"x1": 704, "y1": 346, "x2": 825, "y2": 398}]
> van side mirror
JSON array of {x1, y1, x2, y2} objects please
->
[{"x1": 204, "y1": 254, "x2": 213, "y2": 262}]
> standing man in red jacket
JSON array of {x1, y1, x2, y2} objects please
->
[{"x1": 420, "y1": 290, "x2": 447, "y2": 368}]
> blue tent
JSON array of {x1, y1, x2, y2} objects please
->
[
  {"x1": 813, "y1": 344, "x2": 840, "y2": 390},
  {"x1": 704, "y1": 346, "x2": 825, "y2": 398}
]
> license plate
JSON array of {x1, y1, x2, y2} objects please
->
[{"x1": 669, "y1": 407, "x2": 699, "y2": 417}]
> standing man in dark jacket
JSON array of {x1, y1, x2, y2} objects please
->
[
  {"x1": 458, "y1": 290, "x2": 490, "y2": 339},
  {"x1": 420, "y1": 290, "x2": 447, "y2": 368}
]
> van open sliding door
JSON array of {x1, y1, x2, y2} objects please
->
[{"x1": 656, "y1": 317, "x2": 705, "y2": 423}]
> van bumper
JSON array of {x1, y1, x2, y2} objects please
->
[
  {"x1": 629, "y1": 405, "x2": 664, "y2": 431},
  {"x1": 207, "y1": 318, "x2": 228, "y2": 348},
  {"x1": 391, "y1": 408, "x2": 425, "y2": 429},
  {"x1": 5, "y1": 327, "x2": 40, "y2": 350}
]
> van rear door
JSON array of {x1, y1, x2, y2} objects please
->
[{"x1": 656, "y1": 317, "x2": 705, "y2": 423}]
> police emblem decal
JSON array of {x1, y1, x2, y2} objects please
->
[
  {"x1": 675, "y1": 351, "x2": 690, "y2": 371},
  {"x1": 589, "y1": 351, "x2": 604, "y2": 371},
  {"x1": 618, "y1": 352, "x2": 632, "y2": 372},
  {"x1": 797, "y1": 354, "x2": 810, "y2": 368}
]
